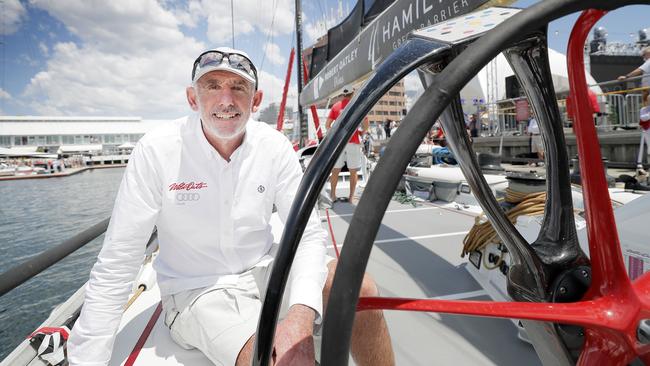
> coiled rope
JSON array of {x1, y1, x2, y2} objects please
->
[{"x1": 461, "y1": 189, "x2": 546, "y2": 258}]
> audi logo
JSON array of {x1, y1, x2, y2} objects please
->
[{"x1": 176, "y1": 193, "x2": 200, "y2": 202}]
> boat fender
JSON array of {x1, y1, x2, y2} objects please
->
[{"x1": 28, "y1": 326, "x2": 70, "y2": 365}]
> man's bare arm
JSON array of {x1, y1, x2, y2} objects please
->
[
  {"x1": 325, "y1": 117, "x2": 335, "y2": 131},
  {"x1": 361, "y1": 117, "x2": 370, "y2": 133},
  {"x1": 618, "y1": 68, "x2": 643, "y2": 80}
]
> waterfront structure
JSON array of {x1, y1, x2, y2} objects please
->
[{"x1": 0, "y1": 116, "x2": 164, "y2": 155}]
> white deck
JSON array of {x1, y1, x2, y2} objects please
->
[{"x1": 109, "y1": 194, "x2": 540, "y2": 365}]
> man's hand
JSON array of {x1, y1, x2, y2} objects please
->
[{"x1": 273, "y1": 305, "x2": 316, "y2": 366}]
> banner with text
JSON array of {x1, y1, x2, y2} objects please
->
[{"x1": 301, "y1": 0, "x2": 497, "y2": 106}]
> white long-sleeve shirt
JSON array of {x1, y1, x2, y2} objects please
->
[
  {"x1": 641, "y1": 105, "x2": 650, "y2": 122},
  {"x1": 67, "y1": 114, "x2": 328, "y2": 365},
  {"x1": 640, "y1": 59, "x2": 650, "y2": 88}
]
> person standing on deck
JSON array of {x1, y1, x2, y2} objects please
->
[
  {"x1": 618, "y1": 46, "x2": 650, "y2": 104},
  {"x1": 384, "y1": 119, "x2": 392, "y2": 138},
  {"x1": 565, "y1": 88, "x2": 601, "y2": 128},
  {"x1": 638, "y1": 94, "x2": 650, "y2": 171},
  {"x1": 467, "y1": 114, "x2": 479, "y2": 138},
  {"x1": 527, "y1": 117, "x2": 544, "y2": 163},
  {"x1": 325, "y1": 86, "x2": 369, "y2": 204},
  {"x1": 67, "y1": 47, "x2": 394, "y2": 366}
]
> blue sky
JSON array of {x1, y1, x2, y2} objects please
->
[{"x1": 0, "y1": 0, "x2": 647, "y2": 119}]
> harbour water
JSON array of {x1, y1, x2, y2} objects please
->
[{"x1": 0, "y1": 167, "x2": 126, "y2": 360}]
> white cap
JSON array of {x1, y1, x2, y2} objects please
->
[
  {"x1": 342, "y1": 84, "x2": 354, "y2": 95},
  {"x1": 192, "y1": 47, "x2": 257, "y2": 87}
]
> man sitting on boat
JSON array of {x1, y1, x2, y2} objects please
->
[{"x1": 67, "y1": 47, "x2": 394, "y2": 366}]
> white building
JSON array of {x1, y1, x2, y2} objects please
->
[{"x1": 0, "y1": 116, "x2": 167, "y2": 155}]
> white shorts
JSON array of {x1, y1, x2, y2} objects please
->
[
  {"x1": 531, "y1": 135, "x2": 544, "y2": 153},
  {"x1": 162, "y1": 255, "x2": 334, "y2": 366},
  {"x1": 334, "y1": 143, "x2": 363, "y2": 170}
]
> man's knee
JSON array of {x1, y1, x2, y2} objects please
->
[
  {"x1": 323, "y1": 260, "x2": 378, "y2": 299},
  {"x1": 235, "y1": 335, "x2": 255, "y2": 366},
  {"x1": 360, "y1": 274, "x2": 379, "y2": 298}
]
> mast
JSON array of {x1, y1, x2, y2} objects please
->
[
  {"x1": 230, "y1": 0, "x2": 235, "y2": 48},
  {"x1": 294, "y1": 0, "x2": 308, "y2": 147}
]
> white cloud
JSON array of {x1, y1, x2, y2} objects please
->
[
  {"x1": 403, "y1": 72, "x2": 424, "y2": 110},
  {"x1": 39, "y1": 42, "x2": 49, "y2": 56},
  {"x1": 304, "y1": 21, "x2": 327, "y2": 46},
  {"x1": 263, "y1": 42, "x2": 285, "y2": 66},
  {"x1": 256, "y1": 70, "x2": 297, "y2": 116},
  {"x1": 403, "y1": 71, "x2": 423, "y2": 93},
  {"x1": 199, "y1": 0, "x2": 294, "y2": 44},
  {"x1": 23, "y1": 0, "x2": 207, "y2": 118},
  {"x1": 0, "y1": 88, "x2": 12, "y2": 99},
  {"x1": 1, "y1": 0, "x2": 27, "y2": 35},
  {"x1": 304, "y1": 20, "x2": 330, "y2": 45},
  {"x1": 16, "y1": 0, "x2": 304, "y2": 119},
  {"x1": 168, "y1": 0, "x2": 203, "y2": 28},
  {"x1": 19, "y1": 54, "x2": 39, "y2": 67},
  {"x1": 303, "y1": 4, "x2": 351, "y2": 45},
  {"x1": 30, "y1": 0, "x2": 187, "y2": 53}
]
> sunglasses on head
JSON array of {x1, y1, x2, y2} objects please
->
[{"x1": 192, "y1": 50, "x2": 258, "y2": 89}]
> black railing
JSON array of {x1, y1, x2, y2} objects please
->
[{"x1": 0, "y1": 218, "x2": 159, "y2": 299}]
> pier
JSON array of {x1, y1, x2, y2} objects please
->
[{"x1": 0, "y1": 164, "x2": 126, "y2": 181}]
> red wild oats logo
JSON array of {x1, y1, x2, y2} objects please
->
[{"x1": 169, "y1": 181, "x2": 208, "y2": 191}]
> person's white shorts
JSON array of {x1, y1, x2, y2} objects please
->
[
  {"x1": 531, "y1": 134, "x2": 544, "y2": 154},
  {"x1": 162, "y1": 254, "x2": 334, "y2": 366},
  {"x1": 334, "y1": 143, "x2": 363, "y2": 170}
]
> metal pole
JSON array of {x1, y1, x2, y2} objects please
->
[
  {"x1": 277, "y1": 48, "x2": 296, "y2": 132},
  {"x1": 231, "y1": 0, "x2": 235, "y2": 48},
  {"x1": 302, "y1": 57, "x2": 323, "y2": 140},
  {"x1": 0, "y1": 218, "x2": 110, "y2": 297},
  {"x1": 295, "y1": 0, "x2": 308, "y2": 147}
]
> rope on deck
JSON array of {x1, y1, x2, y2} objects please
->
[{"x1": 461, "y1": 189, "x2": 546, "y2": 259}]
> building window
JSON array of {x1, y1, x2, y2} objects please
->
[
  {"x1": 0, "y1": 136, "x2": 11, "y2": 146},
  {"x1": 46, "y1": 135, "x2": 60, "y2": 145},
  {"x1": 62, "y1": 135, "x2": 74, "y2": 144}
]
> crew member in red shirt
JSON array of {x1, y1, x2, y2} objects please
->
[
  {"x1": 325, "y1": 85, "x2": 369, "y2": 203},
  {"x1": 565, "y1": 88, "x2": 601, "y2": 128}
]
